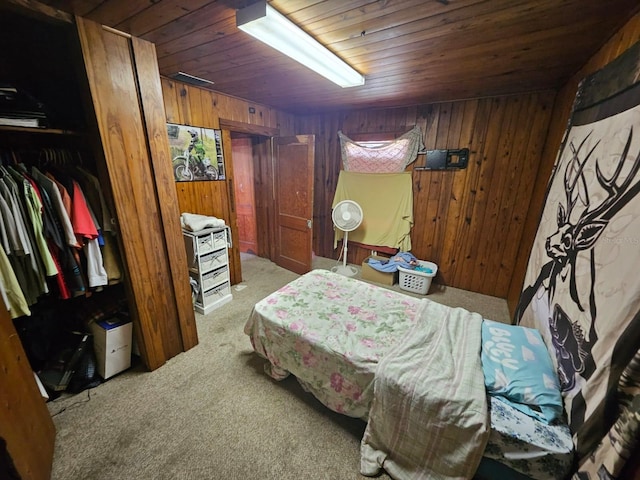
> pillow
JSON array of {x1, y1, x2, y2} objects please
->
[
  {"x1": 481, "y1": 319, "x2": 564, "y2": 424},
  {"x1": 344, "y1": 139, "x2": 410, "y2": 173}
]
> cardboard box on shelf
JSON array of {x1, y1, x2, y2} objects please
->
[
  {"x1": 89, "y1": 317, "x2": 133, "y2": 380},
  {"x1": 361, "y1": 255, "x2": 398, "y2": 286}
]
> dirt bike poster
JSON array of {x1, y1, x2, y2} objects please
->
[{"x1": 167, "y1": 123, "x2": 225, "y2": 182}]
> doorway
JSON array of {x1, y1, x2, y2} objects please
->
[
  {"x1": 227, "y1": 126, "x2": 315, "y2": 276},
  {"x1": 230, "y1": 132, "x2": 273, "y2": 263},
  {"x1": 231, "y1": 134, "x2": 259, "y2": 256}
]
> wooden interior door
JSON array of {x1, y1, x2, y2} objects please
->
[
  {"x1": 274, "y1": 135, "x2": 315, "y2": 274},
  {"x1": 76, "y1": 17, "x2": 198, "y2": 370},
  {"x1": 0, "y1": 304, "x2": 55, "y2": 480}
]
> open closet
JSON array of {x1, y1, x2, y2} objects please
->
[{"x1": 0, "y1": 3, "x2": 197, "y2": 478}]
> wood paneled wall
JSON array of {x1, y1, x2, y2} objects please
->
[
  {"x1": 297, "y1": 92, "x2": 555, "y2": 298},
  {"x1": 506, "y1": 11, "x2": 640, "y2": 316},
  {"x1": 160, "y1": 78, "x2": 295, "y2": 284},
  {"x1": 160, "y1": 9, "x2": 640, "y2": 303},
  {"x1": 161, "y1": 78, "x2": 296, "y2": 134}
]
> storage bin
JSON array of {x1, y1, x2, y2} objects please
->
[
  {"x1": 397, "y1": 260, "x2": 438, "y2": 295},
  {"x1": 196, "y1": 233, "x2": 215, "y2": 255},
  {"x1": 361, "y1": 255, "x2": 398, "y2": 285},
  {"x1": 197, "y1": 250, "x2": 228, "y2": 273},
  {"x1": 212, "y1": 230, "x2": 227, "y2": 250},
  {"x1": 198, "y1": 283, "x2": 232, "y2": 307},
  {"x1": 200, "y1": 266, "x2": 229, "y2": 291}
]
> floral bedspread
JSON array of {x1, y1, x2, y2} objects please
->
[
  {"x1": 244, "y1": 269, "x2": 574, "y2": 478},
  {"x1": 244, "y1": 269, "x2": 422, "y2": 419}
]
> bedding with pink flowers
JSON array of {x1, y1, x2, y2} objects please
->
[
  {"x1": 244, "y1": 269, "x2": 574, "y2": 480},
  {"x1": 244, "y1": 268, "x2": 422, "y2": 419}
]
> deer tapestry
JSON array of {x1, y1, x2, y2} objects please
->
[{"x1": 516, "y1": 41, "x2": 640, "y2": 479}]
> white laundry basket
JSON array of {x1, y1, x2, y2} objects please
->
[{"x1": 397, "y1": 260, "x2": 438, "y2": 295}]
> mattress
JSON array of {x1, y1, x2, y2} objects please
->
[
  {"x1": 245, "y1": 268, "x2": 421, "y2": 418},
  {"x1": 244, "y1": 269, "x2": 573, "y2": 479}
]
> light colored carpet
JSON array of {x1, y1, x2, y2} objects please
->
[{"x1": 48, "y1": 254, "x2": 510, "y2": 480}]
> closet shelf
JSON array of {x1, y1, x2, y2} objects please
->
[{"x1": 0, "y1": 125, "x2": 83, "y2": 135}]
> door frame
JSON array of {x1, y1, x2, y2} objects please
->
[
  {"x1": 220, "y1": 119, "x2": 280, "y2": 269},
  {"x1": 220, "y1": 120, "x2": 316, "y2": 276}
]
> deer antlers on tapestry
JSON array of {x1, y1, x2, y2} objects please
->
[{"x1": 516, "y1": 127, "x2": 640, "y2": 392}]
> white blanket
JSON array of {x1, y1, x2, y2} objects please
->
[
  {"x1": 360, "y1": 299, "x2": 489, "y2": 480},
  {"x1": 180, "y1": 212, "x2": 225, "y2": 232}
]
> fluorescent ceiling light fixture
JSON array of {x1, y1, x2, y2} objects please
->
[{"x1": 236, "y1": 1, "x2": 364, "y2": 88}]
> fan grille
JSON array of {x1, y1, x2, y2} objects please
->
[{"x1": 332, "y1": 201, "x2": 363, "y2": 231}]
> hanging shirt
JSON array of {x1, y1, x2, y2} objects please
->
[
  {"x1": 47, "y1": 172, "x2": 73, "y2": 219},
  {"x1": 31, "y1": 167, "x2": 79, "y2": 248},
  {"x1": 20, "y1": 173, "x2": 58, "y2": 276},
  {"x1": 73, "y1": 167, "x2": 124, "y2": 284},
  {"x1": 0, "y1": 242, "x2": 30, "y2": 318},
  {"x1": 32, "y1": 173, "x2": 85, "y2": 298},
  {"x1": 83, "y1": 239, "x2": 108, "y2": 288},
  {"x1": 71, "y1": 181, "x2": 99, "y2": 241},
  {"x1": 6, "y1": 168, "x2": 51, "y2": 294},
  {"x1": 101, "y1": 232, "x2": 123, "y2": 285},
  {"x1": 0, "y1": 175, "x2": 47, "y2": 302},
  {"x1": 0, "y1": 179, "x2": 31, "y2": 256},
  {"x1": 71, "y1": 181, "x2": 107, "y2": 288},
  {"x1": 74, "y1": 166, "x2": 115, "y2": 234},
  {"x1": 0, "y1": 193, "x2": 18, "y2": 254}
]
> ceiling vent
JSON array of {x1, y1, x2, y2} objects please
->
[{"x1": 168, "y1": 72, "x2": 214, "y2": 87}]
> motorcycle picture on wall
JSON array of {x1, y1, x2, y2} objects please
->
[{"x1": 167, "y1": 124, "x2": 225, "y2": 182}]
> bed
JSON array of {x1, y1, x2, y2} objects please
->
[{"x1": 244, "y1": 269, "x2": 574, "y2": 479}]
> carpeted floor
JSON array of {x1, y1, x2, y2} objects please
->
[{"x1": 48, "y1": 254, "x2": 510, "y2": 480}]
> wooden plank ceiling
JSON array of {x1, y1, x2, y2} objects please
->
[{"x1": 43, "y1": 0, "x2": 640, "y2": 114}]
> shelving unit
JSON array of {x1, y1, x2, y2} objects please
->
[
  {"x1": 0, "y1": 125, "x2": 82, "y2": 135},
  {"x1": 183, "y1": 226, "x2": 233, "y2": 314}
]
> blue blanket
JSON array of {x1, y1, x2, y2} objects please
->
[{"x1": 367, "y1": 252, "x2": 417, "y2": 272}]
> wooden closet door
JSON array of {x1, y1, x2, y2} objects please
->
[
  {"x1": 0, "y1": 304, "x2": 55, "y2": 480},
  {"x1": 75, "y1": 17, "x2": 197, "y2": 370}
]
